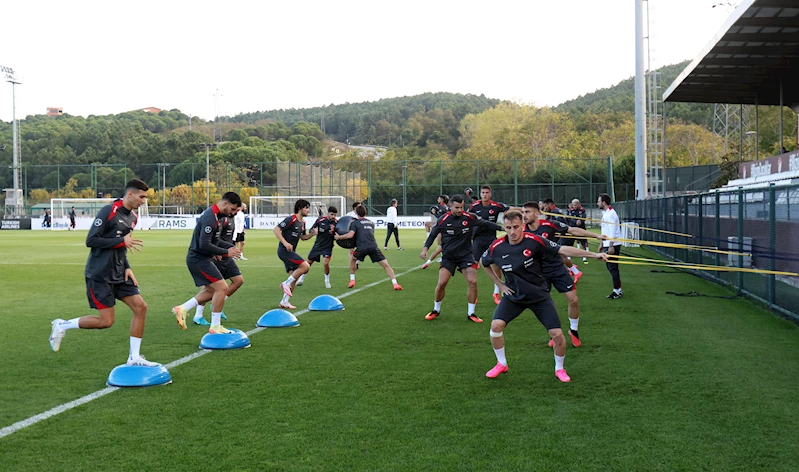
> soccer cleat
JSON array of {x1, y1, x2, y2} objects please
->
[
  {"x1": 548, "y1": 338, "x2": 554, "y2": 347},
  {"x1": 493, "y1": 293, "x2": 501, "y2": 305},
  {"x1": 555, "y1": 369, "x2": 571, "y2": 383},
  {"x1": 393, "y1": 283, "x2": 403, "y2": 291},
  {"x1": 569, "y1": 329, "x2": 581, "y2": 347},
  {"x1": 384, "y1": 247, "x2": 388, "y2": 250},
  {"x1": 606, "y1": 291, "x2": 622, "y2": 299},
  {"x1": 421, "y1": 261, "x2": 431, "y2": 269},
  {"x1": 49, "y1": 319, "x2": 66, "y2": 352},
  {"x1": 436, "y1": 258, "x2": 442, "y2": 263},
  {"x1": 348, "y1": 280, "x2": 356, "y2": 288},
  {"x1": 425, "y1": 310, "x2": 440, "y2": 321},
  {"x1": 583, "y1": 257, "x2": 588, "y2": 263},
  {"x1": 485, "y1": 362, "x2": 508, "y2": 378},
  {"x1": 572, "y1": 270, "x2": 583, "y2": 284},
  {"x1": 193, "y1": 317, "x2": 211, "y2": 326},
  {"x1": 280, "y1": 282, "x2": 293, "y2": 297},
  {"x1": 296, "y1": 278, "x2": 304, "y2": 286},
  {"x1": 397, "y1": 247, "x2": 404, "y2": 251},
  {"x1": 467, "y1": 314, "x2": 484, "y2": 323},
  {"x1": 325, "y1": 280, "x2": 332, "y2": 289},
  {"x1": 126, "y1": 356, "x2": 159, "y2": 367},
  {"x1": 172, "y1": 306, "x2": 188, "y2": 330},
  {"x1": 209, "y1": 324, "x2": 232, "y2": 334},
  {"x1": 239, "y1": 255, "x2": 248, "y2": 260},
  {"x1": 279, "y1": 301, "x2": 297, "y2": 310}
]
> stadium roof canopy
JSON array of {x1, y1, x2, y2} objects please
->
[{"x1": 663, "y1": 0, "x2": 799, "y2": 110}]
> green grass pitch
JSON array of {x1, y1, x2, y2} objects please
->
[{"x1": 1, "y1": 229, "x2": 798, "y2": 471}]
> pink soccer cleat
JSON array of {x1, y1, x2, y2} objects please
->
[
  {"x1": 393, "y1": 283, "x2": 403, "y2": 291},
  {"x1": 485, "y1": 362, "x2": 508, "y2": 378},
  {"x1": 280, "y1": 282, "x2": 293, "y2": 297},
  {"x1": 568, "y1": 329, "x2": 581, "y2": 348},
  {"x1": 421, "y1": 261, "x2": 431, "y2": 269},
  {"x1": 348, "y1": 280, "x2": 356, "y2": 288},
  {"x1": 493, "y1": 293, "x2": 501, "y2": 305},
  {"x1": 555, "y1": 369, "x2": 571, "y2": 383},
  {"x1": 548, "y1": 338, "x2": 554, "y2": 347},
  {"x1": 572, "y1": 269, "x2": 583, "y2": 285},
  {"x1": 279, "y1": 301, "x2": 297, "y2": 310}
]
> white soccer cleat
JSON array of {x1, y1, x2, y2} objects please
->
[
  {"x1": 126, "y1": 355, "x2": 160, "y2": 367},
  {"x1": 297, "y1": 277, "x2": 305, "y2": 286},
  {"x1": 239, "y1": 254, "x2": 248, "y2": 260},
  {"x1": 324, "y1": 280, "x2": 332, "y2": 289},
  {"x1": 49, "y1": 319, "x2": 66, "y2": 352}
]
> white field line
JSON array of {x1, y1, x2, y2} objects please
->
[{"x1": 0, "y1": 264, "x2": 422, "y2": 440}]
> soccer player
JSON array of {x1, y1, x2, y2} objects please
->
[
  {"x1": 192, "y1": 211, "x2": 244, "y2": 326},
  {"x1": 420, "y1": 194, "x2": 502, "y2": 323},
  {"x1": 346, "y1": 202, "x2": 361, "y2": 218},
  {"x1": 481, "y1": 210, "x2": 608, "y2": 382},
  {"x1": 384, "y1": 198, "x2": 402, "y2": 250},
  {"x1": 172, "y1": 192, "x2": 242, "y2": 333},
  {"x1": 522, "y1": 202, "x2": 606, "y2": 346},
  {"x1": 346, "y1": 202, "x2": 362, "y2": 270},
  {"x1": 569, "y1": 199, "x2": 590, "y2": 262},
  {"x1": 68, "y1": 206, "x2": 77, "y2": 230},
  {"x1": 421, "y1": 195, "x2": 448, "y2": 269},
  {"x1": 542, "y1": 197, "x2": 582, "y2": 280},
  {"x1": 598, "y1": 193, "x2": 623, "y2": 299},
  {"x1": 335, "y1": 205, "x2": 403, "y2": 290},
  {"x1": 297, "y1": 206, "x2": 338, "y2": 289},
  {"x1": 43, "y1": 208, "x2": 52, "y2": 228},
  {"x1": 469, "y1": 185, "x2": 510, "y2": 304},
  {"x1": 233, "y1": 203, "x2": 248, "y2": 260},
  {"x1": 48, "y1": 179, "x2": 159, "y2": 367},
  {"x1": 274, "y1": 199, "x2": 317, "y2": 309}
]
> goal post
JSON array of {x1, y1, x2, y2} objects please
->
[
  {"x1": 50, "y1": 198, "x2": 149, "y2": 230},
  {"x1": 249, "y1": 195, "x2": 346, "y2": 230}
]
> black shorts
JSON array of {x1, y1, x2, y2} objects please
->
[
  {"x1": 440, "y1": 255, "x2": 478, "y2": 275},
  {"x1": 187, "y1": 254, "x2": 224, "y2": 287},
  {"x1": 472, "y1": 236, "x2": 495, "y2": 262},
  {"x1": 308, "y1": 245, "x2": 334, "y2": 262},
  {"x1": 86, "y1": 277, "x2": 140, "y2": 310},
  {"x1": 213, "y1": 257, "x2": 242, "y2": 280},
  {"x1": 557, "y1": 237, "x2": 575, "y2": 247},
  {"x1": 492, "y1": 297, "x2": 561, "y2": 330},
  {"x1": 353, "y1": 247, "x2": 386, "y2": 263},
  {"x1": 278, "y1": 245, "x2": 305, "y2": 272},
  {"x1": 234, "y1": 232, "x2": 245, "y2": 243},
  {"x1": 546, "y1": 270, "x2": 575, "y2": 293}
]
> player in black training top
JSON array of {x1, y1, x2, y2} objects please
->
[
  {"x1": 48, "y1": 180, "x2": 160, "y2": 367},
  {"x1": 421, "y1": 194, "x2": 449, "y2": 269},
  {"x1": 569, "y1": 199, "x2": 590, "y2": 261},
  {"x1": 273, "y1": 199, "x2": 317, "y2": 309},
  {"x1": 469, "y1": 185, "x2": 510, "y2": 305},
  {"x1": 296, "y1": 206, "x2": 338, "y2": 289},
  {"x1": 173, "y1": 192, "x2": 242, "y2": 334},
  {"x1": 481, "y1": 210, "x2": 607, "y2": 382},
  {"x1": 68, "y1": 206, "x2": 77, "y2": 230},
  {"x1": 522, "y1": 201, "x2": 606, "y2": 347},
  {"x1": 541, "y1": 197, "x2": 583, "y2": 280},
  {"x1": 190, "y1": 211, "x2": 245, "y2": 326},
  {"x1": 420, "y1": 194, "x2": 503, "y2": 323},
  {"x1": 335, "y1": 205, "x2": 403, "y2": 290}
]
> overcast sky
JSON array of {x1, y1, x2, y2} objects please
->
[{"x1": 0, "y1": 0, "x2": 737, "y2": 123}]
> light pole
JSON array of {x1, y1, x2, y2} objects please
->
[
  {"x1": 2, "y1": 65, "x2": 21, "y2": 191},
  {"x1": 199, "y1": 143, "x2": 217, "y2": 208}
]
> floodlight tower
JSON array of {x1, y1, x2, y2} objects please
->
[
  {"x1": 634, "y1": 0, "x2": 648, "y2": 200},
  {"x1": 2, "y1": 64, "x2": 23, "y2": 216}
]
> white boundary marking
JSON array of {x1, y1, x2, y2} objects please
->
[{"x1": 0, "y1": 265, "x2": 422, "y2": 440}]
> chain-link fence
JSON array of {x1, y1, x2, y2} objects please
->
[
  {"x1": 615, "y1": 184, "x2": 799, "y2": 322},
  {"x1": 11, "y1": 157, "x2": 613, "y2": 217}
]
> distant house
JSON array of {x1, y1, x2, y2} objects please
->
[
  {"x1": 141, "y1": 107, "x2": 161, "y2": 113},
  {"x1": 47, "y1": 107, "x2": 63, "y2": 117}
]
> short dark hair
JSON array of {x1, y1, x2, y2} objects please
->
[
  {"x1": 352, "y1": 202, "x2": 361, "y2": 210},
  {"x1": 125, "y1": 179, "x2": 149, "y2": 192},
  {"x1": 504, "y1": 209, "x2": 523, "y2": 222},
  {"x1": 439, "y1": 195, "x2": 449, "y2": 204},
  {"x1": 450, "y1": 194, "x2": 464, "y2": 205},
  {"x1": 543, "y1": 197, "x2": 555, "y2": 205},
  {"x1": 221, "y1": 192, "x2": 242, "y2": 206},
  {"x1": 599, "y1": 193, "x2": 612, "y2": 205},
  {"x1": 355, "y1": 205, "x2": 366, "y2": 217},
  {"x1": 523, "y1": 201, "x2": 540, "y2": 210},
  {"x1": 295, "y1": 199, "x2": 310, "y2": 213},
  {"x1": 480, "y1": 185, "x2": 492, "y2": 192},
  {"x1": 390, "y1": 198, "x2": 397, "y2": 206},
  {"x1": 328, "y1": 206, "x2": 338, "y2": 214},
  {"x1": 471, "y1": 196, "x2": 479, "y2": 202}
]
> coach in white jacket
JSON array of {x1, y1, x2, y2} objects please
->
[
  {"x1": 233, "y1": 204, "x2": 248, "y2": 260},
  {"x1": 597, "y1": 194, "x2": 622, "y2": 299},
  {"x1": 383, "y1": 199, "x2": 402, "y2": 250}
]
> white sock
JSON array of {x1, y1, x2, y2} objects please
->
[
  {"x1": 182, "y1": 297, "x2": 198, "y2": 312},
  {"x1": 211, "y1": 312, "x2": 222, "y2": 326},
  {"x1": 284, "y1": 276, "x2": 296, "y2": 285},
  {"x1": 426, "y1": 232, "x2": 430, "y2": 238},
  {"x1": 194, "y1": 304, "x2": 205, "y2": 320},
  {"x1": 129, "y1": 336, "x2": 142, "y2": 359},
  {"x1": 494, "y1": 347, "x2": 507, "y2": 366},
  {"x1": 350, "y1": 274, "x2": 356, "y2": 281},
  {"x1": 570, "y1": 265, "x2": 580, "y2": 275},
  {"x1": 467, "y1": 303, "x2": 476, "y2": 315},
  {"x1": 391, "y1": 278, "x2": 398, "y2": 285},
  {"x1": 281, "y1": 294, "x2": 289, "y2": 304},
  {"x1": 555, "y1": 354, "x2": 565, "y2": 371},
  {"x1": 426, "y1": 259, "x2": 432, "y2": 265},
  {"x1": 325, "y1": 274, "x2": 330, "y2": 282},
  {"x1": 434, "y1": 300, "x2": 442, "y2": 312},
  {"x1": 614, "y1": 288, "x2": 622, "y2": 294},
  {"x1": 298, "y1": 275, "x2": 305, "y2": 282},
  {"x1": 493, "y1": 285, "x2": 500, "y2": 295},
  {"x1": 225, "y1": 295, "x2": 229, "y2": 301},
  {"x1": 569, "y1": 317, "x2": 579, "y2": 331},
  {"x1": 59, "y1": 318, "x2": 81, "y2": 331}
]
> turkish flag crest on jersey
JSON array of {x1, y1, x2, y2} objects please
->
[{"x1": 523, "y1": 248, "x2": 532, "y2": 257}]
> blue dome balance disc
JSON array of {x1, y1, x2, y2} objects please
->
[
  {"x1": 106, "y1": 364, "x2": 172, "y2": 387},
  {"x1": 257, "y1": 309, "x2": 299, "y2": 328},
  {"x1": 308, "y1": 294, "x2": 345, "y2": 311},
  {"x1": 199, "y1": 328, "x2": 251, "y2": 350}
]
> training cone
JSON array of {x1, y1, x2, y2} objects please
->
[
  {"x1": 257, "y1": 309, "x2": 299, "y2": 328},
  {"x1": 199, "y1": 328, "x2": 251, "y2": 350},
  {"x1": 106, "y1": 364, "x2": 172, "y2": 388},
  {"x1": 308, "y1": 294, "x2": 345, "y2": 311}
]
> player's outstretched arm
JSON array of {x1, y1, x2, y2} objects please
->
[
  {"x1": 567, "y1": 226, "x2": 606, "y2": 240},
  {"x1": 558, "y1": 245, "x2": 608, "y2": 262}
]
